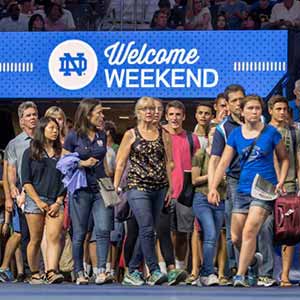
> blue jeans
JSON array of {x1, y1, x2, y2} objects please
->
[
  {"x1": 69, "y1": 189, "x2": 113, "y2": 273},
  {"x1": 226, "y1": 177, "x2": 238, "y2": 271},
  {"x1": 193, "y1": 192, "x2": 225, "y2": 276},
  {"x1": 257, "y1": 213, "x2": 274, "y2": 277},
  {"x1": 127, "y1": 188, "x2": 166, "y2": 273}
]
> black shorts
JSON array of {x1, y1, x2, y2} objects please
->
[{"x1": 169, "y1": 199, "x2": 194, "y2": 233}]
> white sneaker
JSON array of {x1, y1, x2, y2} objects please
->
[
  {"x1": 201, "y1": 274, "x2": 219, "y2": 286},
  {"x1": 191, "y1": 277, "x2": 202, "y2": 287}
]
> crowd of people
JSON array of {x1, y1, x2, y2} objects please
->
[
  {"x1": 0, "y1": 0, "x2": 300, "y2": 31},
  {"x1": 0, "y1": 81, "x2": 300, "y2": 287}
]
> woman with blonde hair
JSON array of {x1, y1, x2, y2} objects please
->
[
  {"x1": 114, "y1": 96, "x2": 171, "y2": 286},
  {"x1": 45, "y1": 106, "x2": 67, "y2": 142}
]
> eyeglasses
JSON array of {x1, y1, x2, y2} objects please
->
[{"x1": 138, "y1": 106, "x2": 155, "y2": 112}]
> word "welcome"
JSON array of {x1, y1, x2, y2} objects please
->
[{"x1": 104, "y1": 41, "x2": 200, "y2": 66}]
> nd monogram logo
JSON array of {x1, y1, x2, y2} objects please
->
[
  {"x1": 59, "y1": 53, "x2": 87, "y2": 76},
  {"x1": 49, "y1": 40, "x2": 98, "y2": 90}
]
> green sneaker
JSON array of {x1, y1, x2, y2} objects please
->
[
  {"x1": 122, "y1": 270, "x2": 144, "y2": 286},
  {"x1": 147, "y1": 270, "x2": 168, "y2": 286},
  {"x1": 168, "y1": 269, "x2": 187, "y2": 286}
]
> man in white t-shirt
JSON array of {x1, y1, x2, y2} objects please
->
[
  {"x1": 0, "y1": 2, "x2": 28, "y2": 31},
  {"x1": 269, "y1": 0, "x2": 300, "y2": 28}
]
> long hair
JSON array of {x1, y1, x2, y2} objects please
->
[
  {"x1": 30, "y1": 117, "x2": 62, "y2": 160},
  {"x1": 28, "y1": 14, "x2": 45, "y2": 31},
  {"x1": 74, "y1": 99, "x2": 102, "y2": 137},
  {"x1": 45, "y1": 106, "x2": 67, "y2": 138}
]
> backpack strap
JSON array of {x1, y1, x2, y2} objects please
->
[
  {"x1": 240, "y1": 124, "x2": 267, "y2": 171},
  {"x1": 186, "y1": 131, "x2": 194, "y2": 158},
  {"x1": 197, "y1": 148, "x2": 206, "y2": 176},
  {"x1": 290, "y1": 126, "x2": 297, "y2": 157}
]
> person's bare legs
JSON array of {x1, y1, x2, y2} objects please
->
[
  {"x1": 26, "y1": 214, "x2": 44, "y2": 272},
  {"x1": 231, "y1": 213, "x2": 247, "y2": 252},
  {"x1": 83, "y1": 233, "x2": 92, "y2": 273},
  {"x1": 237, "y1": 206, "x2": 269, "y2": 276},
  {"x1": 281, "y1": 245, "x2": 294, "y2": 284},
  {"x1": 45, "y1": 212, "x2": 64, "y2": 272},
  {"x1": 89, "y1": 241, "x2": 97, "y2": 270},
  {"x1": 175, "y1": 232, "x2": 187, "y2": 268},
  {"x1": 14, "y1": 246, "x2": 24, "y2": 275},
  {"x1": 41, "y1": 227, "x2": 48, "y2": 272},
  {"x1": 190, "y1": 228, "x2": 201, "y2": 277},
  {"x1": 0, "y1": 233, "x2": 22, "y2": 270},
  {"x1": 217, "y1": 229, "x2": 227, "y2": 279}
]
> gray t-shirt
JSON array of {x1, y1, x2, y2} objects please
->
[
  {"x1": 6, "y1": 131, "x2": 31, "y2": 183},
  {"x1": 278, "y1": 126, "x2": 300, "y2": 193}
]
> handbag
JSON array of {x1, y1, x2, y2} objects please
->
[
  {"x1": 274, "y1": 195, "x2": 300, "y2": 246},
  {"x1": 177, "y1": 132, "x2": 195, "y2": 207},
  {"x1": 273, "y1": 127, "x2": 300, "y2": 246},
  {"x1": 97, "y1": 177, "x2": 122, "y2": 208}
]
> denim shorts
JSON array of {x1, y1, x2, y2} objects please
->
[
  {"x1": 233, "y1": 192, "x2": 274, "y2": 214},
  {"x1": 24, "y1": 194, "x2": 63, "y2": 214}
]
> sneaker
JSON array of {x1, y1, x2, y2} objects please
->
[
  {"x1": 219, "y1": 276, "x2": 233, "y2": 286},
  {"x1": 0, "y1": 269, "x2": 10, "y2": 282},
  {"x1": 95, "y1": 272, "x2": 114, "y2": 285},
  {"x1": 247, "y1": 252, "x2": 263, "y2": 286},
  {"x1": 0, "y1": 268, "x2": 14, "y2": 282},
  {"x1": 233, "y1": 275, "x2": 250, "y2": 288},
  {"x1": 147, "y1": 269, "x2": 168, "y2": 286},
  {"x1": 76, "y1": 271, "x2": 89, "y2": 285},
  {"x1": 122, "y1": 270, "x2": 144, "y2": 286},
  {"x1": 89, "y1": 273, "x2": 97, "y2": 283},
  {"x1": 192, "y1": 276, "x2": 202, "y2": 287},
  {"x1": 13, "y1": 273, "x2": 26, "y2": 283},
  {"x1": 167, "y1": 269, "x2": 187, "y2": 286},
  {"x1": 200, "y1": 274, "x2": 219, "y2": 286},
  {"x1": 257, "y1": 276, "x2": 277, "y2": 287}
]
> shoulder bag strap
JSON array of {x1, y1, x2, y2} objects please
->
[
  {"x1": 240, "y1": 124, "x2": 267, "y2": 171},
  {"x1": 186, "y1": 131, "x2": 194, "y2": 158}
]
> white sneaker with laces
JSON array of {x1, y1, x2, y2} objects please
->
[{"x1": 201, "y1": 274, "x2": 219, "y2": 286}]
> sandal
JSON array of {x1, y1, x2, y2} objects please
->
[
  {"x1": 219, "y1": 276, "x2": 233, "y2": 286},
  {"x1": 46, "y1": 270, "x2": 64, "y2": 284},
  {"x1": 280, "y1": 280, "x2": 292, "y2": 288},
  {"x1": 185, "y1": 274, "x2": 198, "y2": 285},
  {"x1": 30, "y1": 272, "x2": 45, "y2": 285}
]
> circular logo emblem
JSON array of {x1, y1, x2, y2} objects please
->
[{"x1": 48, "y1": 40, "x2": 98, "y2": 90}]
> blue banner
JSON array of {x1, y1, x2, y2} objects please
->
[{"x1": 0, "y1": 31, "x2": 287, "y2": 99}]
